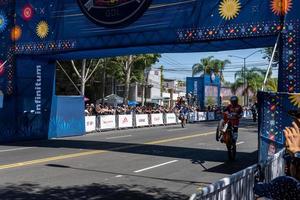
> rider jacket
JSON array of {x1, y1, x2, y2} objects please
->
[{"x1": 225, "y1": 104, "x2": 243, "y2": 126}]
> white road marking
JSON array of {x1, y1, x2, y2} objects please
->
[
  {"x1": 115, "y1": 175, "x2": 123, "y2": 178},
  {"x1": 134, "y1": 160, "x2": 178, "y2": 173},
  {"x1": 0, "y1": 147, "x2": 35, "y2": 153},
  {"x1": 236, "y1": 141, "x2": 245, "y2": 145},
  {"x1": 167, "y1": 129, "x2": 183, "y2": 132},
  {"x1": 106, "y1": 135, "x2": 132, "y2": 140}
]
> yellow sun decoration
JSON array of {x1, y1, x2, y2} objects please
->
[
  {"x1": 36, "y1": 21, "x2": 49, "y2": 39},
  {"x1": 289, "y1": 94, "x2": 300, "y2": 108},
  {"x1": 219, "y1": 0, "x2": 241, "y2": 20},
  {"x1": 271, "y1": 0, "x2": 292, "y2": 16}
]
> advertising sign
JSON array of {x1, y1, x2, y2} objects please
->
[
  {"x1": 165, "y1": 113, "x2": 177, "y2": 124},
  {"x1": 135, "y1": 114, "x2": 149, "y2": 127},
  {"x1": 151, "y1": 113, "x2": 164, "y2": 125},
  {"x1": 100, "y1": 115, "x2": 116, "y2": 130},
  {"x1": 85, "y1": 116, "x2": 96, "y2": 132},
  {"x1": 118, "y1": 114, "x2": 133, "y2": 128}
]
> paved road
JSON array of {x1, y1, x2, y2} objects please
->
[{"x1": 0, "y1": 119, "x2": 258, "y2": 200}]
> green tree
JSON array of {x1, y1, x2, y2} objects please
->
[
  {"x1": 192, "y1": 56, "x2": 231, "y2": 82},
  {"x1": 114, "y1": 54, "x2": 161, "y2": 104}
]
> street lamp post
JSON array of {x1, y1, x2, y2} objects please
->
[{"x1": 229, "y1": 50, "x2": 262, "y2": 106}]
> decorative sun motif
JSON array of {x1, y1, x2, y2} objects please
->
[
  {"x1": 0, "y1": 11, "x2": 8, "y2": 33},
  {"x1": 22, "y1": 4, "x2": 34, "y2": 21},
  {"x1": 11, "y1": 25, "x2": 22, "y2": 41},
  {"x1": 36, "y1": 21, "x2": 49, "y2": 39},
  {"x1": 219, "y1": 0, "x2": 241, "y2": 20},
  {"x1": 271, "y1": 0, "x2": 292, "y2": 16},
  {"x1": 289, "y1": 94, "x2": 300, "y2": 108}
]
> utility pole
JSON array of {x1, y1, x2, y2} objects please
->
[{"x1": 229, "y1": 50, "x2": 262, "y2": 106}]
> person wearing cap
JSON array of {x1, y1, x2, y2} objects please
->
[{"x1": 254, "y1": 112, "x2": 300, "y2": 199}]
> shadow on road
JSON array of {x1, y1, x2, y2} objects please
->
[
  {"x1": 0, "y1": 183, "x2": 189, "y2": 200},
  {"x1": 2, "y1": 140, "x2": 257, "y2": 161},
  {"x1": 45, "y1": 164, "x2": 211, "y2": 186},
  {"x1": 1, "y1": 138, "x2": 258, "y2": 174}
]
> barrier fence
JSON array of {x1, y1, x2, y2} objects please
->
[
  {"x1": 189, "y1": 149, "x2": 285, "y2": 200},
  {"x1": 85, "y1": 112, "x2": 218, "y2": 132}
]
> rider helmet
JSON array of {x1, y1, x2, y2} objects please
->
[{"x1": 230, "y1": 96, "x2": 238, "y2": 106}]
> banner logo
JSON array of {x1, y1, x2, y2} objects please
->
[
  {"x1": 77, "y1": 0, "x2": 151, "y2": 28},
  {"x1": 35, "y1": 65, "x2": 42, "y2": 115}
]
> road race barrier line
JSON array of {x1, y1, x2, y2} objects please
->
[
  {"x1": 91, "y1": 112, "x2": 217, "y2": 133},
  {"x1": 189, "y1": 149, "x2": 285, "y2": 200},
  {"x1": 150, "y1": 113, "x2": 164, "y2": 126},
  {"x1": 118, "y1": 114, "x2": 133, "y2": 129},
  {"x1": 85, "y1": 116, "x2": 96, "y2": 132},
  {"x1": 99, "y1": 115, "x2": 117, "y2": 131},
  {"x1": 135, "y1": 114, "x2": 150, "y2": 127}
]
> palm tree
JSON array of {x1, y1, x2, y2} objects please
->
[
  {"x1": 234, "y1": 67, "x2": 266, "y2": 105},
  {"x1": 192, "y1": 56, "x2": 214, "y2": 77},
  {"x1": 192, "y1": 56, "x2": 231, "y2": 82},
  {"x1": 266, "y1": 78, "x2": 278, "y2": 92}
]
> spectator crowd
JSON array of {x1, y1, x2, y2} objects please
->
[{"x1": 84, "y1": 103, "x2": 206, "y2": 116}]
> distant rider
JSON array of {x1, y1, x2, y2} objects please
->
[{"x1": 179, "y1": 101, "x2": 189, "y2": 118}]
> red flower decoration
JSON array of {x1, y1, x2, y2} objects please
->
[{"x1": 22, "y1": 4, "x2": 34, "y2": 21}]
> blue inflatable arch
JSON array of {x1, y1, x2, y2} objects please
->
[{"x1": 0, "y1": 0, "x2": 299, "y2": 144}]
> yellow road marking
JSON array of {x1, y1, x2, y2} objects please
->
[
  {"x1": 146, "y1": 131, "x2": 215, "y2": 145},
  {"x1": 0, "y1": 131, "x2": 215, "y2": 170}
]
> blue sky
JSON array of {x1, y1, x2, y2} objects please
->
[{"x1": 153, "y1": 48, "x2": 277, "y2": 83}]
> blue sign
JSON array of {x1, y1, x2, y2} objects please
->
[{"x1": 77, "y1": 0, "x2": 152, "y2": 28}]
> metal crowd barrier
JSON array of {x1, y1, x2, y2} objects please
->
[
  {"x1": 189, "y1": 149, "x2": 285, "y2": 200},
  {"x1": 85, "y1": 111, "x2": 218, "y2": 132}
]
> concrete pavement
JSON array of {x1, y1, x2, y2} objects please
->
[{"x1": 0, "y1": 120, "x2": 258, "y2": 200}]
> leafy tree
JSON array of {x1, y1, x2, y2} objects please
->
[{"x1": 113, "y1": 54, "x2": 161, "y2": 104}]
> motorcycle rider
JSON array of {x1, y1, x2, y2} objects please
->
[{"x1": 220, "y1": 96, "x2": 243, "y2": 143}]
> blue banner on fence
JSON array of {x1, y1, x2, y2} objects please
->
[{"x1": 258, "y1": 91, "x2": 300, "y2": 162}]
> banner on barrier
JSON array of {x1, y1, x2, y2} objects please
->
[
  {"x1": 100, "y1": 115, "x2": 116, "y2": 130},
  {"x1": 118, "y1": 115, "x2": 133, "y2": 128},
  {"x1": 208, "y1": 112, "x2": 215, "y2": 120},
  {"x1": 193, "y1": 112, "x2": 198, "y2": 121},
  {"x1": 165, "y1": 113, "x2": 177, "y2": 124},
  {"x1": 189, "y1": 112, "x2": 195, "y2": 123},
  {"x1": 85, "y1": 116, "x2": 96, "y2": 132},
  {"x1": 151, "y1": 113, "x2": 164, "y2": 125},
  {"x1": 135, "y1": 114, "x2": 149, "y2": 127},
  {"x1": 198, "y1": 112, "x2": 207, "y2": 121}
]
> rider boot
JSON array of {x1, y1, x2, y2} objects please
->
[{"x1": 232, "y1": 127, "x2": 239, "y2": 143}]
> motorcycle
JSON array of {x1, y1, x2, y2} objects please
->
[{"x1": 216, "y1": 112, "x2": 237, "y2": 161}]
